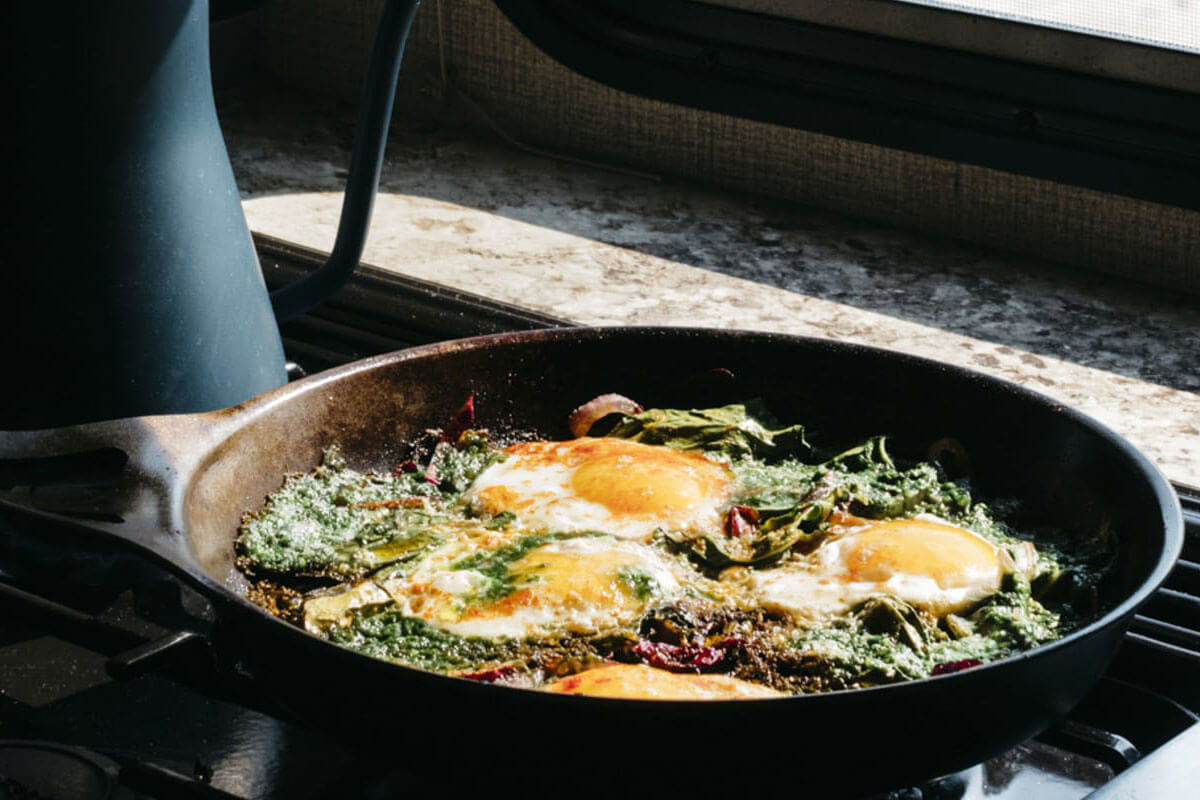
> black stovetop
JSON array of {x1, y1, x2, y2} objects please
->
[{"x1": 2, "y1": 239, "x2": 1198, "y2": 798}]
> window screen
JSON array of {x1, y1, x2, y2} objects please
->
[{"x1": 900, "y1": 0, "x2": 1199, "y2": 52}]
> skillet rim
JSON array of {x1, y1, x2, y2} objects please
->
[{"x1": 194, "y1": 325, "x2": 1186, "y2": 706}]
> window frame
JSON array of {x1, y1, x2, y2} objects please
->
[
  {"x1": 704, "y1": 0, "x2": 1200, "y2": 93},
  {"x1": 493, "y1": 0, "x2": 1200, "y2": 210}
]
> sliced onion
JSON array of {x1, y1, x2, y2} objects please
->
[{"x1": 567, "y1": 393, "x2": 643, "y2": 438}]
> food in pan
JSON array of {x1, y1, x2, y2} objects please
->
[{"x1": 238, "y1": 396, "x2": 1111, "y2": 699}]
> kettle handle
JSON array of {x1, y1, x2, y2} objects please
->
[{"x1": 269, "y1": 0, "x2": 424, "y2": 323}]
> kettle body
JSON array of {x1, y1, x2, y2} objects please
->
[
  {"x1": 9, "y1": 0, "x2": 287, "y2": 429},
  {"x1": 8, "y1": 0, "x2": 420, "y2": 429}
]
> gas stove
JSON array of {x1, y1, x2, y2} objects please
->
[{"x1": 1, "y1": 238, "x2": 1197, "y2": 798}]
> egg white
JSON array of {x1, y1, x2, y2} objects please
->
[
  {"x1": 748, "y1": 517, "x2": 1007, "y2": 621},
  {"x1": 546, "y1": 663, "x2": 781, "y2": 700},
  {"x1": 377, "y1": 533, "x2": 704, "y2": 639},
  {"x1": 462, "y1": 438, "x2": 733, "y2": 542}
]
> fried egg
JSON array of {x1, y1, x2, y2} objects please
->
[
  {"x1": 371, "y1": 533, "x2": 709, "y2": 639},
  {"x1": 463, "y1": 438, "x2": 734, "y2": 541},
  {"x1": 748, "y1": 517, "x2": 1009, "y2": 620},
  {"x1": 546, "y1": 664, "x2": 780, "y2": 700}
]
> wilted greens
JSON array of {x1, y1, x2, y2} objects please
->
[
  {"x1": 237, "y1": 398, "x2": 1110, "y2": 696},
  {"x1": 605, "y1": 402, "x2": 810, "y2": 460}
]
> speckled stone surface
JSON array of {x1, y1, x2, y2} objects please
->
[{"x1": 223, "y1": 96, "x2": 1200, "y2": 489}]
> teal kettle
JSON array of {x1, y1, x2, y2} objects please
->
[{"x1": 7, "y1": 0, "x2": 421, "y2": 429}]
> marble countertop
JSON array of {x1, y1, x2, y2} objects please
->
[{"x1": 222, "y1": 93, "x2": 1200, "y2": 490}]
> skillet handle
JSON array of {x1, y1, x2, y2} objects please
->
[{"x1": 0, "y1": 413, "x2": 219, "y2": 565}]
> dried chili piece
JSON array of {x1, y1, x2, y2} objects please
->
[
  {"x1": 442, "y1": 394, "x2": 476, "y2": 444},
  {"x1": 930, "y1": 658, "x2": 982, "y2": 676},
  {"x1": 462, "y1": 666, "x2": 516, "y2": 683},
  {"x1": 724, "y1": 505, "x2": 760, "y2": 538},
  {"x1": 632, "y1": 639, "x2": 730, "y2": 672}
]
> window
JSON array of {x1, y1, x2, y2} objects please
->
[
  {"x1": 495, "y1": 0, "x2": 1200, "y2": 208},
  {"x1": 893, "y1": 0, "x2": 1199, "y2": 53}
]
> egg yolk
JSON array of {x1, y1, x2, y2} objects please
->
[
  {"x1": 504, "y1": 438, "x2": 731, "y2": 518},
  {"x1": 458, "y1": 548, "x2": 651, "y2": 624},
  {"x1": 841, "y1": 519, "x2": 1002, "y2": 591},
  {"x1": 546, "y1": 664, "x2": 780, "y2": 700},
  {"x1": 570, "y1": 451, "x2": 717, "y2": 516}
]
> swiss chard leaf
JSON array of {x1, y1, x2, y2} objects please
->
[
  {"x1": 670, "y1": 497, "x2": 833, "y2": 569},
  {"x1": 605, "y1": 401, "x2": 810, "y2": 459},
  {"x1": 818, "y1": 437, "x2": 972, "y2": 520}
]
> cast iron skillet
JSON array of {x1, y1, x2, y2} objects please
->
[{"x1": 0, "y1": 328, "x2": 1183, "y2": 794}]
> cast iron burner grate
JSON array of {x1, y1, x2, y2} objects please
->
[{"x1": 1, "y1": 239, "x2": 1198, "y2": 798}]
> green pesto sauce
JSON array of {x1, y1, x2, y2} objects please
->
[
  {"x1": 436, "y1": 431, "x2": 505, "y2": 493},
  {"x1": 484, "y1": 511, "x2": 517, "y2": 530},
  {"x1": 790, "y1": 578, "x2": 1062, "y2": 688},
  {"x1": 237, "y1": 440, "x2": 497, "y2": 577},
  {"x1": 968, "y1": 578, "x2": 1063, "y2": 649},
  {"x1": 327, "y1": 610, "x2": 504, "y2": 671},
  {"x1": 451, "y1": 533, "x2": 558, "y2": 605},
  {"x1": 791, "y1": 627, "x2": 931, "y2": 685},
  {"x1": 617, "y1": 567, "x2": 658, "y2": 602}
]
